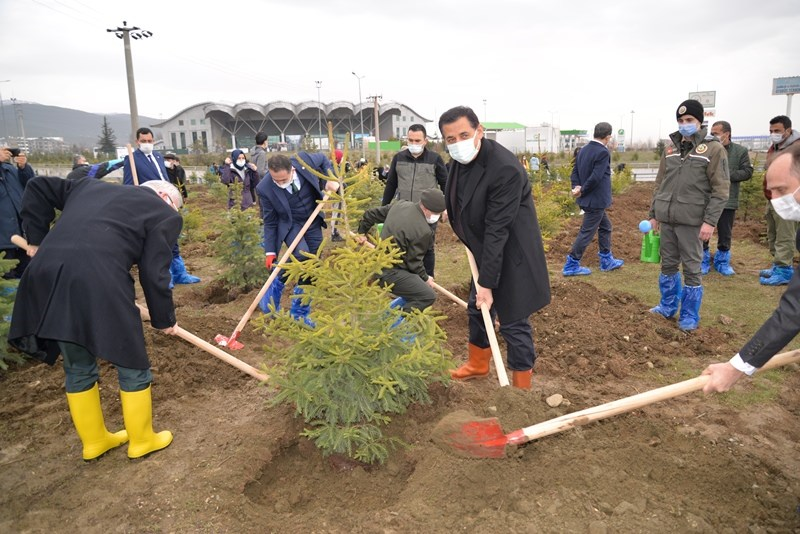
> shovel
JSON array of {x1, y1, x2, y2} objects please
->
[
  {"x1": 137, "y1": 304, "x2": 268, "y2": 381},
  {"x1": 126, "y1": 144, "x2": 140, "y2": 186},
  {"x1": 437, "y1": 349, "x2": 800, "y2": 458},
  {"x1": 464, "y1": 247, "x2": 510, "y2": 387},
  {"x1": 215, "y1": 192, "x2": 331, "y2": 350}
]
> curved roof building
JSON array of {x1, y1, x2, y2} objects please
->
[{"x1": 151, "y1": 100, "x2": 429, "y2": 153}]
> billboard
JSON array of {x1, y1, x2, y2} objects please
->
[
  {"x1": 688, "y1": 91, "x2": 716, "y2": 107},
  {"x1": 772, "y1": 77, "x2": 800, "y2": 95}
]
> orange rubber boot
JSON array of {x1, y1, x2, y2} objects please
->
[
  {"x1": 512, "y1": 369, "x2": 533, "y2": 390},
  {"x1": 450, "y1": 343, "x2": 491, "y2": 380}
]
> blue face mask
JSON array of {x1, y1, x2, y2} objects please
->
[{"x1": 678, "y1": 123, "x2": 698, "y2": 137}]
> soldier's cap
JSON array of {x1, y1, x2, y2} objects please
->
[
  {"x1": 164, "y1": 152, "x2": 178, "y2": 160},
  {"x1": 420, "y1": 189, "x2": 446, "y2": 213},
  {"x1": 676, "y1": 99, "x2": 704, "y2": 123}
]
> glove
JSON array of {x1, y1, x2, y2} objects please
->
[{"x1": 265, "y1": 253, "x2": 276, "y2": 270}]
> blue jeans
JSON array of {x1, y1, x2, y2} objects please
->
[{"x1": 58, "y1": 341, "x2": 151, "y2": 393}]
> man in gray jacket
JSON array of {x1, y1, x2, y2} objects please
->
[
  {"x1": 251, "y1": 132, "x2": 269, "y2": 178},
  {"x1": 702, "y1": 120, "x2": 753, "y2": 276},
  {"x1": 702, "y1": 145, "x2": 800, "y2": 392},
  {"x1": 648, "y1": 99, "x2": 729, "y2": 331},
  {"x1": 357, "y1": 189, "x2": 446, "y2": 312}
]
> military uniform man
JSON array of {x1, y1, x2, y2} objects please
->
[{"x1": 648, "y1": 99, "x2": 729, "y2": 331}]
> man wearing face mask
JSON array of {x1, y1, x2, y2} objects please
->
[
  {"x1": 163, "y1": 154, "x2": 188, "y2": 200},
  {"x1": 381, "y1": 124, "x2": 448, "y2": 278},
  {"x1": 701, "y1": 145, "x2": 800, "y2": 393},
  {"x1": 123, "y1": 127, "x2": 200, "y2": 285},
  {"x1": 759, "y1": 115, "x2": 800, "y2": 286},
  {"x1": 356, "y1": 189, "x2": 446, "y2": 312},
  {"x1": 255, "y1": 152, "x2": 339, "y2": 324},
  {"x1": 220, "y1": 149, "x2": 259, "y2": 210},
  {"x1": 701, "y1": 121, "x2": 753, "y2": 276},
  {"x1": 648, "y1": 99, "x2": 729, "y2": 331},
  {"x1": 439, "y1": 106, "x2": 550, "y2": 390}
]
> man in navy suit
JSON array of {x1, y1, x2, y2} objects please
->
[
  {"x1": 123, "y1": 127, "x2": 200, "y2": 285},
  {"x1": 562, "y1": 122, "x2": 624, "y2": 276},
  {"x1": 255, "y1": 152, "x2": 338, "y2": 324}
]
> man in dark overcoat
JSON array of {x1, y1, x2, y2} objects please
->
[
  {"x1": 439, "y1": 106, "x2": 550, "y2": 389},
  {"x1": 8, "y1": 177, "x2": 182, "y2": 460}
]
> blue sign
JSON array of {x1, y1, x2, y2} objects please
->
[{"x1": 773, "y1": 77, "x2": 800, "y2": 95}]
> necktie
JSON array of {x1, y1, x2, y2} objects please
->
[
  {"x1": 147, "y1": 155, "x2": 165, "y2": 180},
  {"x1": 291, "y1": 181, "x2": 299, "y2": 194}
]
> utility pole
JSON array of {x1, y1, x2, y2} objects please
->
[
  {"x1": 107, "y1": 21, "x2": 153, "y2": 143},
  {"x1": 0, "y1": 80, "x2": 9, "y2": 141},
  {"x1": 368, "y1": 94, "x2": 382, "y2": 163},
  {"x1": 352, "y1": 71, "x2": 366, "y2": 158},
  {"x1": 315, "y1": 80, "x2": 323, "y2": 147},
  {"x1": 11, "y1": 98, "x2": 26, "y2": 151}
]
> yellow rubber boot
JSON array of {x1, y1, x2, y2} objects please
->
[
  {"x1": 120, "y1": 386, "x2": 173, "y2": 459},
  {"x1": 450, "y1": 343, "x2": 492, "y2": 380},
  {"x1": 65, "y1": 383, "x2": 128, "y2": 461}
]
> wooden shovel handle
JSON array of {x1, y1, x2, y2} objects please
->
[
  {"x1": 228, "y1": 192, "x2": 331, "y2": 338},
  {"x1": 137, "y1": 304, "x2": 268, "y2": 381},
  {"x1": 511, "y1": 349, "x2": 800, "y2": 446},
  {"x1": 126, "y1": 144, "x2": 139, "y2": 186},
  {"x1": 464, "y1": 247, "x2": 510, "y2": 387}
]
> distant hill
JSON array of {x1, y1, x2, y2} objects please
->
[{"x1": 0, "y1": 101, "x2": 160, "y2": 149}]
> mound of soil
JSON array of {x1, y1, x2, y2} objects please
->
[{"x1": 2, "y1": 183, "x2": 798, "y2": 533}]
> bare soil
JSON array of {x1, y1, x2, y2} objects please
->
[{"x1": 2, "y1": 182, "x2": 799, "y2": 533}]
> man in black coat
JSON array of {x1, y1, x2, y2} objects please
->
[
  {"x1": 8, "y1": 177, "x2": 182, "y2": 460},
  {"x1": 702, "y1": 145, "x2": 800, "y2": 392},
  {"x1": 439, "y1": 106, "x2": 550, "y2": 389}
]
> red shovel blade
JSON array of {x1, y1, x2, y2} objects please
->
[
  {"x1": 214, "y1": 333, "x2": 244, "y2": 350},
  {"x1": 433, "y1": 411, "x2": 509, "y2": 459}
]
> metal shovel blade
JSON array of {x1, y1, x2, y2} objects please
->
[
  {"x1": 214, "y1": 333, "x2": 244, "y2": 350},
  {"x1": 433, "y1": 411, "x2": 509, "y2": 459}
]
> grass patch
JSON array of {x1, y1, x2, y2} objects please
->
[{"x1": 714, "y1": 369, "x2": 788, "y2": 408}]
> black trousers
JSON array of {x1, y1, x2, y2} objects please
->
[
  {"x1": 703, "y1": 208, "x2": 735, "y2": 252},
  {"x1": 467, "y1": 289, "x2": 536, "y2": 371},
  {"x1": 2, "y1": 247, "x2": 30, "y2": 279},
  {"x1": 569, "y1": 207, "x2": 612, "y2": 261}
]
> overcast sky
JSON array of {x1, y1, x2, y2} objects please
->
[{"x1": 1, "y1": 0, "x2": 798, "y2": 145}]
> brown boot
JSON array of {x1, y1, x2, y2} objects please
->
[
  {"x1": 450, "y1": 343, "x2": 491, "y2": 380},
  {"x1": 512, "y1": 369, "x2": 533, "y2": 390}
]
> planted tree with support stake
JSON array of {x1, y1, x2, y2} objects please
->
[
  {"x1": 260, "y1": 124, "x2": 454, "y2": 464},
  {"x1": 97, "y1": 116, "x2": 117, "y2": 157}
]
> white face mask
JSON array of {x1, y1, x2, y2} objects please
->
[
  {"x1": 771, "y1": 186, "x2": 800, "y2": 221},
  {"x1": 139, "y1": 143, "x2": 154, "y2": 155},
  {"x1": 425, "y1": 213, "x2": 441, "y2": 224},
  {"x1": 236, "y1": 158, "x2": 247, "y2": 168},
  {"x1": 165, "y1": 160, "x2": 173, "y2": 169},
  {"x1": 447, "y1": 131, "x2": 479, "y2": 164},
  {"x1": 407, "y1": 144, "x2": 424, "y2": 155},
  {"x1": 771, "y1": 132, "x2": 786, "y2": 144}
]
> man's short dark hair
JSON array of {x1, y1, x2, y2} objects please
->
[
  {"x1": 712, "y1": 120, "x2": 731, "y2": 135},
  {"x1": 438, "y1": 106, "x2": 480, "y2": 134},
  {"x1": 136, "y1": 127, "x2": 153, "y2": 140},
  {"x1": 593, "y1": 122, "x2": 612, "y2": 139},
  {"x1": 73, "y1": 154, "x2": 85, "y2": 166},
  {"x1": 255, "y1": 132, "x2": 268, "y2": 146},
  {"x1": 770, "y1": 115, "x2": 792, "y2": 129},
  {"x1": 408, "y1": 124, "x2": 427, "y2": 137},
  {"x1": 267, "y1": 154, "x2": 293, "y2": 173}
]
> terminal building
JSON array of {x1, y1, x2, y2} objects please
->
[{"x1": 151, "y1": 101, "x2": 429, "y2": 153}]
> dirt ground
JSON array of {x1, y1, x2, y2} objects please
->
[{"x1": 2, "y1": 181, "x2": 799, "y2": 533}]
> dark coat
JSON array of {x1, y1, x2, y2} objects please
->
[
  {"x1": 570, "y1": 139, "x2": 612, "y2": 210},
  {"x1": 123, "y1": 149, "x2": 169, "y2": 185},
  {"x1": 8, "y1": 177, "x2": 181, "y2": 369},
  {"x1": 445, "y1": 138, "x2": 550, "y2": 322},
  {"x1": 220, "y1": 164, "x2": 258, "y2": 210},
  {"x1": 255, "y1": 152, "x2": 333, "y2": 254},
  {"x1": 0, "y1": 161, "x2": 32, "y2": 250}
]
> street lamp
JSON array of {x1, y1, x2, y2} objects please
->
[
  {"x1": 106, "y1": 21, "x2": 152, "y2": 142},
  {"x1": 630, "y1": 110, "x2": 635, "y2": 149},
  {"x1": 352, "y1": 71, "x2": 366, "y2": 158},
  {"x1": 315, "y1": 80, "x2": 323, "y2": 147},
  {"x1": 0, "y1": 80, "x2": 9, "y2": 141}
]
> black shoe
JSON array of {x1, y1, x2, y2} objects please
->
[{"x1": 331, "y1": 232, "x2": 344, "y2": 242}]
